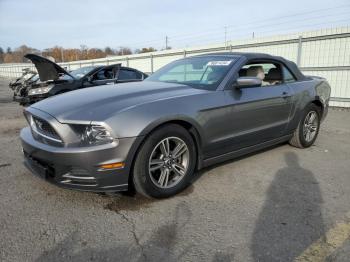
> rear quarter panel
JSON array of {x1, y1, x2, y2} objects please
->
[{"x1": 285, "y1": 78, "x2": 331, "y2": 134}]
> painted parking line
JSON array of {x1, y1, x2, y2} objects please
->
[{"x1": 295, "y1": 213, "x2": 350, "y2": 262}]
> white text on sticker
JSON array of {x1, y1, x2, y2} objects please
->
[{"x1": 206, "y1": 61, "x2": 232, "y2": 66}]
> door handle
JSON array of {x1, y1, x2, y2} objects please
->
[{"x1": 281, "y1": 91, "x2": 290, "y2": 99}]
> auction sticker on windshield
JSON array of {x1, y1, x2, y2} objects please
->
[{"x1": 206, "y1": 61, "x2": 233, "y2": 66}]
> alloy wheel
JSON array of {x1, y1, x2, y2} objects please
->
[
  {"x1": 148, "y1": 137, "x2": 190, "y2": 188},
  {"x1": 303, "y1": 111, "x2": 319, "y2": 142}
]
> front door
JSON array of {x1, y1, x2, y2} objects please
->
[{"x1": 222, "y1": 62, "x2": 293, "y2": 151}]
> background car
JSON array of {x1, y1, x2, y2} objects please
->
[
  {"x1": 20, "y1": 52, "x2": 331, "y2": 198},
  {"x1": 10, "y1": 69, "x2": 40, "y2": 101},
  {"x1": 9, "y1": 69, "x2": 39, "y2": 100},
  {"x1": 14, "y1": 54, "x2": 148, "y2": 105},
  {"x1": 9, "y1": 68, "x2": 37, "y2": 90}
]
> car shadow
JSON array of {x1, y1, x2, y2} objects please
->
[
  {"x1": 190, "y1": 143, "x2": 284, "y2": 186},
  {"x1": 101, "y1": 183, "x2": 194, "y2": 212},
  {"x1": 251, "y1": 152, "x2": 325, "y2": 261},
  {"x1": 117, "y1": 143, "x2": 285, "y2": 201}
]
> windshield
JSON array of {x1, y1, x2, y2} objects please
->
[
  {"x1": 145, "y1": 56, "x2": 238, "y2": 90},
  {"x1": 61, "y1": 66, "x2": 98, "y2": 80}
]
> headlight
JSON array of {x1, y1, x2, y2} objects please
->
[
  {"x1": 80, "y1": 125, "x2": 115, "y2": 146},
  {"x1": 28, "y1": 85, "x2": 54, "y2": 95}
]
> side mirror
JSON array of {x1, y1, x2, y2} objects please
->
[
  {"x1": 86, "y1": 76, "x2": 93, "y2": 82},
  {"x1": 235, "y1": 77, "x2": 262, "y2": 88}
]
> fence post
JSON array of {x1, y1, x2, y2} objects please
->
[
  {"x1": 150, "y1": 54, "x2": 154, "y2": 74},
  {"x1": 183, "y1": 50, "x2": 187, "y2": 58},
  {"x1": 126, "y1": 57, "x2": 129, "y2": 67},
  {"x1": 297, "y1": 36, "x2": 303, "y2": 66},
  {"x1": 230, "y1": 44, "x2": 233, "y2": 52}
]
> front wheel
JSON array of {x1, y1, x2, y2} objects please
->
[
  {"x1": 289, "y1": 104, "x2": 321, "y2": 148},
  {"x1": 132, "y1": 124, "x2": 196, "y2": 198}
]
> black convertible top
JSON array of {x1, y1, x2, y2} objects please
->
[{"x1": 195, "y1": 52, "x2": 307, "y2": 81}]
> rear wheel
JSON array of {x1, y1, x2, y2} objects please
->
[
  {"x1": 289, "y1": 104, "x2": 321, "y2": 148},
  {"x1": 132, "y1": 124, "x2": 196, "y2": 198}
]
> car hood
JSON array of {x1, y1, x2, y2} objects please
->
[
  {"x1": 24, "y1": 54, "x2": 74, "y2": 82},
  {"x1": 30, "y1": 81, "x2": 207, "y2": 123}
]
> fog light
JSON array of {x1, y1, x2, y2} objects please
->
[{"x1": 99, "y1": 162, "x2": 125, "y2": 170}]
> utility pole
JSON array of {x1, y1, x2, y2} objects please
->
[
  {"x1": 61, "y1": 48, "x2": 64, "y2": 62},
  {"x1": 252, "y1": 32, "x2": 255, "y2": 39},
  {"x1": 119, "y1": 46, "x2": 124, "y2": 56},
  {"x1": 224, "y1": 26, "x2": 227, "y2": 48},
  {"x1": 165, "y1": 36, "x2": 169, "y2": 50}
]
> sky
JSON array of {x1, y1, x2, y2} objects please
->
[{"x1": 0, "y1": 0, "x2": 349, "y2": 51}]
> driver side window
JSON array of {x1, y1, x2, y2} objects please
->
[{"x1": 239, "y1": 63, "x2": 283, "y2": 86}]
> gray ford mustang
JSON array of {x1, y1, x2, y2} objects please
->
[{"x1": 20, "y1": 52, "x2": 331, "y2": 198}]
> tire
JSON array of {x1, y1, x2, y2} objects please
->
[
  {"x1": 132, "y1": 124, "x2": 196, "y2": 198},
  {"x1": 289, "y1": 104, "x2": 321, "y2": 148}
]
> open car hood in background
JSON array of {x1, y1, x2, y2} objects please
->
[{"x1": 24, "y1": 54, "x2": 74, "y2": 82}]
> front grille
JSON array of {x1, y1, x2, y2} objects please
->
[{"x1": 31, "y1": 116, "x2": 61, "y2": 141}]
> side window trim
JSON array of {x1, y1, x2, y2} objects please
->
[{"x1": 225, "y1": 58, "x2": 299, "y2": 90}]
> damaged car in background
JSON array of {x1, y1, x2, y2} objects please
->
[
  {"x1": 10, "y1": 68, "x2": 40, "y2": 103},
  {"x1": 9, "y1": 68, "x2": 37, "y2": 90},
  {"x1": 14, "y1": 54, "x2": 148, "y2": 105}
]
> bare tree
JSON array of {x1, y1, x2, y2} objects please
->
[
  {"x1": 1, "y1": 44, "x2": 135, "y2": 63},
  {"x1": 0, "y1": 47, "x2": 4, "y2": 63},
  {"x1": 117, "y1": 47, "x2": 132, "y2": 56},
  {"x1": 137, "y1": 47, "x2": 157, "y2": 53}
]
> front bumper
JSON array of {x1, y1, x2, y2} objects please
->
[
  {"x1": 14, "y1": 94, "x2": 49, "y2": 105},
  {"x1": 13, "y1": 95, "x2": 30, "y2": 105},
  {"x1": 13, "y1": 94, "x2": 48, "y2": 105},
  {"x1": 20, "y1": 127, "x2": 138, "y2": 192}
]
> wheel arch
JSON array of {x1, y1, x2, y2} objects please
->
[
  {"x1": 311, "y1": 98, "x2": 324, "y2": 117},
  {"x1": 126, "y1": 118, "x2": 204, "y2": 190}
]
